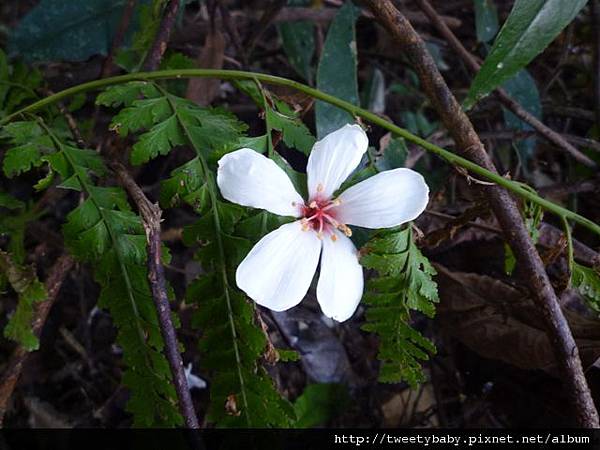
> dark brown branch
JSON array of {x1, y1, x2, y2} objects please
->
[
  {"x1": 40, "y1": 88, "x2": 86, "y2": 149},
  {"x1": 415, "y1": 0, "x2": 596, "y2": 168},
  {"x1": 246, "y1": 0, "x2": 287, "y2": 58},
  {"x1": 143, "y1": 0, "x2": 180, "y2": 71},
  {"x1": 273, "y1": 6, "x2": 462, "y2": 29},
  {"x1": 362, "y1": 0, "x2": 599, "y2": 427},
  {"x1": 218, "y1": 2, "x2": 247, "y2": 67},
  {"x1": 100, "y1": 0, "x2": 137, "y2": 79},
  {"x1": 435, "y1": 129, "x2": 600, "y2": 154},
  {"x1": 0, "y1": 253, "x2": 74, "y2": 425},
  {"x1": 113, "y1": 163, "x2": 199, "y2": 429}
]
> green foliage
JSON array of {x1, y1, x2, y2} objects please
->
[
  {"x1": 98, "y1": 82, "x2": 247, "y2": 164},
  {"x1": 502, "y1": 69, "x2": 541, "y2": 166},
  {"x1": 8, "y1": 0, "x2": 148, "y2": 63},
  {"x1": 362, "y1": 67, "x2": 386, "y2": 114},
  {"x1": 375, "y1": 136, "x2": 408, "y2": 172},
  {"x1": 315, "y1": 0, "x2": 359, "y2": 138},
  {"x1": 0, "y1": 251, "x2": 47, "y2": 351},
  {"x1": 0, "y1": 191, "x2": 24, "y2": 211},
  {"x1": 360, "y1": 227, "x2": 438, "y2": 386},
  {"x1": 0, "y1": 50, "x2": 43, "y2": 118},
  {"x1": 572, "y1": 263, "x2": 600, "y2": 313},
  {"x1": 1, "y1": 121, "x2": 52, "y2": 177},
  {"x1": 1, "y1": 118, "x2": 181, "y2": 426},
  {"x1": 293, "y1": 384, "x2": 350, "y2": 428},
  {"x1": 235, "y1": 80, "x2": 316, "y2": 155},
  {"x1": 162, "y1": 149, "x2": 296, "y2": 427},
  {"x1": 0, "y1": 190, "x2": 41, "y2": 264},
  {"x1": 465, "y1": 0, "x2": 587, "y2": 109},
  {"x1": 115, "y1": 0, "x2": 166, "y2": 71},
  {"x1": 96, "y1": 81, "x2": 298, "y2": 426},
  {"x1": 278, "y1": 21, "x2": 315, "y2": 84},
  {"x1": 504, "y1": 198, "x2": 543, "y2": 275},
  {"x1": 473, "y1": 0, "x2": 499, "y2": 43}
]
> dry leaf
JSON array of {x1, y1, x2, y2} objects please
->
[
  {"x1": 435, "y1": 264, "x2": 600, "y2": 376},
  {"x1": 186, "y1": 29, "x2": 226, "y2": 105}
]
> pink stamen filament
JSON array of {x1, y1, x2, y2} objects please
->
[{"x1": 301, "y1": 197, "x2": 348, "y2": 239}]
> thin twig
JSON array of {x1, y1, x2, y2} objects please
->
[
  {"x1": 0, "y1": 253, "x2": 74, "y2": 425},
  {"x1": 143, "y1": 0, "x2": 180, "y2": 71},
  {"x1": 273, "y1": 6, "x2": 462, "y2": 29},
  {"x1": 113, "y1": 162, "x2": 199, "y2": 429},
  {"x1": 218, "y1": 2, "x2": 247, "y2": 67},
  {"x1": 435, "y1": 129, "x2": 600, "y2": 154},
  {"x1": 101, "y1": 0, "x2": 137, "y2": 79},
  {"x1": 363, "y1": 0, "x2": 599, "y2": 427},
  {"x1": 246, "y1": 0, "x2": 287, "y2": 58},
  {"x1": 415, "y1": 0, "x2": 596, "y2": 168}
]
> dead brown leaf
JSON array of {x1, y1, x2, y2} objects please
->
[
  {"x1": 186, "y1": 29, "x2": 226, "y2": 105},
  {"x1": 435, "y1": 264, "x2": 600, "y2": 376}
]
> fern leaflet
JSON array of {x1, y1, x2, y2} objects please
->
[
  {"x1": 1, "y1": 118, "x2": 181, "y2": 426},
  {"x1": 360, "y1": 227, "x2": 438, "y2": 386}
]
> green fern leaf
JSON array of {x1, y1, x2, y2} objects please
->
[
  {"x1": 155, "y1": 102, "x2": 295, "y2": 426},
  {"x1": 99, "y1": 82, "x2": 247, "y2": 165},
  {"x1": 0, "y1": 191, "x2": 24, "y2": 210},
  {"x1": 360, "y1": 227, "x2": 438, "y2": 386},
  {"x1": 0, "y1": 251, "x2": 47, "y2": 351},
  {"x1": 1, "y1": 121, "x2": 51, "y2": 177},
  {"x1": 101, "y1": 81, "x2": 292, "y2": 426},
  {"x1": 235, "y1": 80, "x2": 316, "y2": 155},
  {"x1": 572, "y1": 262, "x2": 600, "y2": 312},
  {"x1": 5, "y1": 118, "x2": 182, "y2": 426}
]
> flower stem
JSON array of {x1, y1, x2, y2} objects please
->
[{"x1": 2, "y1": 68, "x2": 599, "y2": 236}]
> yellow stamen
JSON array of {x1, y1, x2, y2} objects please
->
[
  {"x1": 309, "y1": 201, "x2": 317, "y2": 209},
  {"x1": 338, "y1": 224, "x2": 352, "y2": 237},
  {"x1": 317, "y1": 183, "x2": 324, "y2": 192},
  {"x1": 330, "y1": 234, "x2": 338, "y2": 242}
]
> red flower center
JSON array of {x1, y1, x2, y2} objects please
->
[{"x1": 300, "y1": 197, "x2": 351, "y2": 240}]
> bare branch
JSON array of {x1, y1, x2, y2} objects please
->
[
  {"x1": 415, "y1": 0, "x2": 596, "y2": 168},
  {"x1": 113, "y1": 162, "x2": 200, "y2": 429},
  {"x1": 0, "y1": 253, "x2": 74, "y2": 425},
  {"x1": 143, "y1": 0, "x2": 180, "y2": 71},
  {"x1": 362, "y1": 0, "x2": 599, "y2": 427}
]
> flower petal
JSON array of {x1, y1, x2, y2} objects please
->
[
  {"x1": 316, "y1": 230, "x2": 363, "y2": 322},
  {"x1": 236, "y1": 221, "x2": 322, "y2": 311},
  {"x1": 217, "y1": 148, "x2": 304, "y2": 217},
  {"x1": 335, "y1": 168, "x2": 429, "y2": 228},
  {"x1": 306, "y1": 124, "x2": 368, "y2": 200}
]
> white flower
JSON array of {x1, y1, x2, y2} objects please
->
[{"x1": 217, "y1": 124, "x2": 429, "y2": 322}]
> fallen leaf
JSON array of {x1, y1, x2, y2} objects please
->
[
  {"x1": 186, "y1": 29, "x2": 225, "y2": 106},
  {"x1": 435, "y1": 264, "x2": 600, "y2": 376}
]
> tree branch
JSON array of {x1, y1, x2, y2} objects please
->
[
  {"x1": 113, "y1": 162, "x2": 199, "y2": 429},
  {"x1": 415, "y1": 0, "x2": 596, "y2": 168},
  {"x1": 143, "y1": 0, "x2": 180, "y2": 71},
  {"x1": 101, "y1": 0, "x2": 137, "y2": 79},
  {"x1": 0, "y1": 253, "x2": 74, "y2": 425},
  {"x1": 361, "y1": 0, "x2": 599, "y2": 427},
  {"x1": 4, "y1": 69, "x2": 600, "y2": 236}
]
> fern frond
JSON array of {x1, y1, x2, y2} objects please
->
[
  {"x1": 139, "y1": 86, "x2": 296, "y2": 425},
  {"x1": 0, "y1": 250, "x2": 46, "y2": 351},
  {"x1": 360, "y1": 227, "x2": 438, "y2": 386},
  {"x1": 97, "y1": 82, "x2": 248, "y2": 165},
  {"x1": 1, "y1": 118, "x2": 181, "y2": 426}
]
